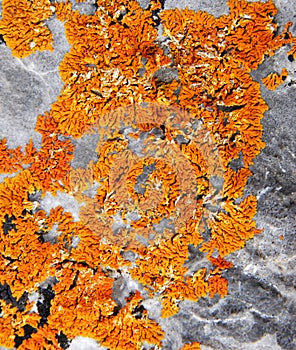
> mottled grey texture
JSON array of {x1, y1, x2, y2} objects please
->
[
  {"x1": 164, "y1": 0, "x2": 230, "y2": 17},
  {"x1": 71, "y1": 132, "x2": 100, "y2": 169}
]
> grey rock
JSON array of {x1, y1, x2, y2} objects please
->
[{"x1": 164, "y1": 0, "x2": 230, "y2": 17}]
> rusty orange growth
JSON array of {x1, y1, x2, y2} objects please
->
[
  {"x1": 48, "y1": 263, "x2": 117, "y2": 339},
  {"x1": 0, "y1": 0, "x2": 54, "y2": 58},
  {"x1": 97, "y1": 291, "x2": 164, "y2": 350},
  {"x1": 31, "y1": 113, "x2": 75, "y2": 194},
  {"x1": 16, "y1": 325, "x2": 64, "y2": 350},
  {"x1": 262, "y1": 68, "x2": 289, "y2": 90},
  {"x1": 51, "y1": 0, "x2": 171, "y2": 137},
  {"x1": 0, "y1": 0, "x2": 295, "y2": 349},
  {"x1": 181, "y1": 342, "x2": 201, "y2": 350},
  {"x1": 0, "y1": 138, "x2": 24, "y2": 174},
  {"x1": 0, "y1": 301, "x2": 41, "y2": 348}
]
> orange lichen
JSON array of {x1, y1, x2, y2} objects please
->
[
  {"x1": 208, "y1": 275, "x2": 229, "y2": 298},
  {"x1": 0, "y1": 172, "x2": 60, "y2": 299},
  {"x1": 29, "y1": 135, "x2": 73, "y2": 194},
  {"x1": 48, "y1": 263, "x2": 116, "y2": 339},
  {"x1": 160, "y1": 4, "x2": 272, "y2": 168},
  {"x1": 0, "y1": 170, "x2": 38, "y2": 220},
  {"x1": 0, "y1": 0, "x2": 54, "y2": 58},
  {"x1": 17, "y1": 325, "x2": 63, "y2": 350},
  {"x1": 50, "y1": 0, "x2": 170, "y2": 137},
  {"x1": 181, "y1": 342, "x2": 201, "y2": 350},
  {"x1": 54, "y1": 0, "x2": 73, "y2": 22},
  {"x1": 98, "y1": 292, "x2": 164, "y2": 350},
  {"x1": 201, "y1": 196, "x2": 262, "y2": 257},
  {"x1": 0, "y1": 138, "x2": 24, "y2": 174},
  {"x1": 130, "y1": 236, "x2": 208, "y2": 318},
  {"x1": 0, "y1": 0, "x2": 295, "y2": 349},
  {"x1": 0, "y1": 301, "x2": 40, "y2": 348},
  {"x1": 262, "y1": 68, "x2": 288, "y2": 90},
  {"x1": 223, "y1": 168, "x2": 252, "y2": 199}
]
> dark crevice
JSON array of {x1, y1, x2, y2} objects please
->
[
  {"x1": 69, "y1": 271, "x2": 79, "y2": 290},
  {"x1": 132, "y1": 304, "x2": 145, "y2": 319},
  {"x1": 116, "y1": 12, "x2": 125, "y2": 23},
  {"x1": 0, "y1": 284, "x2": 28, "y2": 311},
  {"x1": 112, "y1": 304, "x2": 121, "y2": 316},
  {"x1": 216, "y1": 103, "x2": 246, "y2": 112},
  {"x1": 220, "y1": 48, "x2": 233, "y2": 57},
  {"x1": 2, "y1": 255, "x2": 19, "y2": 266},
  {"x1": 283, "y1": 32, "x2": 290, "y2": 40},
  {"x1": 36, "y1": 230, "x2": 46, "y2": 243},
  {"x1": 229, "y1": 130, "x2": 241, "y2": 143},
  {"x1": 288, "y1": 54, "x2": 294, "y2": 62},
  {"x1": 14, "y1": 325, "x2": 37, "y2": 348},
  {"x1": 54, "y1": 259, "x2": 93, "y2": 270},
  {"x1": 22, "y1": 208, "x2": 33, "y2": 216},
  {"x1": 0, "y1": 34, "x2": 6, "y2": 45},
  {"x1": 56, "y1": 331, "x2": 70, "y2": 349},
  {"x1": 90, "y1": 89, "x2": 103, "y2": 97},
  {"x1": 3, "y1": 214, "x2": 17, "y2": 235},
  {"x1": 148, "y1": 0, "x2": 166, "y2": 27},
  {"x1": 159, "y1": 124, "x2": 166, "y2": 140},
  {"x1": 37, "y1": 285, "x2": 55, "y2": 327}
]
